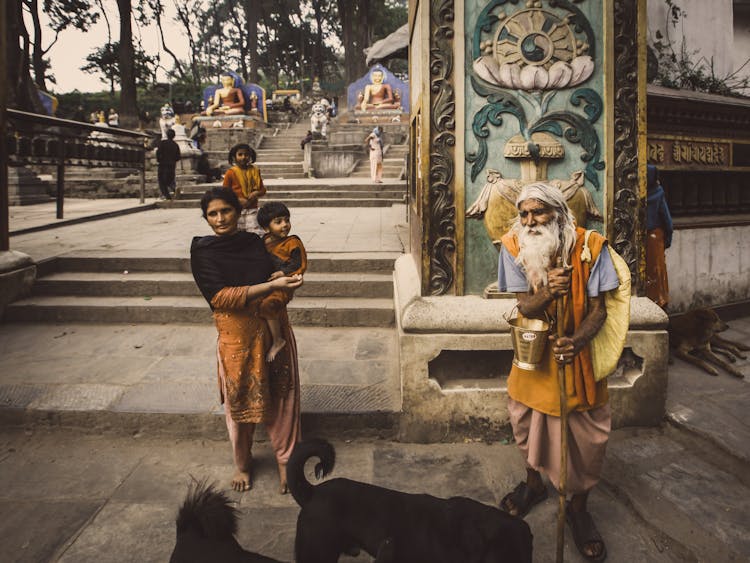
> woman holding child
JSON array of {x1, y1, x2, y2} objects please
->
[{"x1": 190, "y1": 187, "x2": 302, "y2": 494}]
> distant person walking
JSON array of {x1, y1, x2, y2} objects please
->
[
  {"x1": 365, "y1": 126, "x2": 383, "y2": 183},
  {"x1": 223, "y1": 143, "x2": 266, "y2": 236},
  {"x1": 645, "y1": 164, "x2": 673, "y2": 309},
  {"x1": 156, "y1": 129, "x2": 181, "y2": 200}
]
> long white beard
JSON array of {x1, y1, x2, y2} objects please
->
[{"x1": 516, "y1": 220, "x2": 561, "y2": 290}]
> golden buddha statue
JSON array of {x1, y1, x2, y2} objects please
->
[
  {"x1": 204, "y1": 74, "x2": 245, "y2": 116},
  {"x1": 359, "y1": 69, "x2": 400, "y2": 111}
]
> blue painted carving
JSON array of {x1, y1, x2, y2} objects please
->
[
  {"x1": 467, "y1": 76, "x2": 528, "y2": 182},
  {"x1": 202, "y1": 71, "x2": 267, "y2": 121},
  {"x1": 547, "y1": 0, "x2": 597, "y2": 60},
  {"x1": 346, "y1": 64, "x2": 410, "y2": 113},
  {"x1": 528, "y1": 89, "x2": 605, "y2": 188},
  {"x1": 473, "y1": 0, "x2": 595, "y2": 60},
  {"x1": 468, "y1": 74, "x2": 605, "y2": 188},
  {"x1": 473, "y1": 0, "x2": 521, "y2": 59}
]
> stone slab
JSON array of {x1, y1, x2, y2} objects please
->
[
  {"x1": 57, "y1": 502, "x2": 176, "y2": 563},
  {"x1": 0, "y1": 500, "x2": 103, "y2": 563}
]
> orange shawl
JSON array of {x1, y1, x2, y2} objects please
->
[
  {"x1": 264, "y1": 234, "x2": 307, "y2": 276},
  {"x1": 501, "y1": 227, "x2": 608, "y2": 414},
  {"x1": 223, "y1": 165, "x2": 266, "y2": 205}
]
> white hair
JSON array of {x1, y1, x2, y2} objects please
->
[{"x1": 511, "y1": 182, "x2": 578, "y2": 269}]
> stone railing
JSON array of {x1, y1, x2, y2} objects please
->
[{"x1": 5, "y1": 109, "x2": 151, "y2": 217}]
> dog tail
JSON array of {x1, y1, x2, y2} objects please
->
[
  {"x1": 287, "y1": 438, "x2": 336, "y2": 507},
  {"x1": 175, "y1": 480, "x2": 237, "y2": 540}
]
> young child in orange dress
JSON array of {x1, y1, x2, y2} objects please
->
[
  {"x1": 257, "y1": 202, "x2": 307, "y2": 362},
  {"x1": 223, "y1": 143, "x2": 266, "y2": 235}
]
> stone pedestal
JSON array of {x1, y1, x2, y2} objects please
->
[
  {"x1": 393, "y1": 255, "x2": 670, "y2": 442},
  {"x1": 7, "y1": 167, "x2": 52, "y2": 205},
  {"x1": 193, "y1": 114, "x2": 265, "y2": 129},
  {"x1": 0, "y1": 251, "x2": 36, "y2": 318},
  {"x1": 348, "y1": 109, "x2": 407, "y2": 124}
]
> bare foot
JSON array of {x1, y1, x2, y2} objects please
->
[
  {"x1": 266, "y1": 338, "x2": 287, "y2": 362},
  {"x1": 278, "y1": 463, "x2": 288, "y2": 495},
  {"x1": 231, "y1": 470, "x2": 252, "y2": 492}
]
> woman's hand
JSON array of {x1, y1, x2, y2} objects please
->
[
  {"x1": 268, "y1": 271, "x2": 285, "y2": 280},
  {"x1": 547, "y1": 266, "x2": 572, "y2": 298},
  {"x1": 550, "y1": 335, "x2": 580, "y2": 364},
  {"x1": 271, "y1": 274, "x2": 303, "y2": 290}
]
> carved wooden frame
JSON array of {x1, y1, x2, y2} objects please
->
[
  {"x1": 427, "y1": 0, "x2": 457, "y2": 296},
  {"x1": 611, "y1": 0, "x2": 647, "y2": 293}
]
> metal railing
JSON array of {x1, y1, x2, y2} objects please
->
[{"x1": 5, "y1": 109, "x2": 151, "y2": 221}]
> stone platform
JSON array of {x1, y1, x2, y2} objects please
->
[{"x1": 393, "y1": 255, "x2": 670, "y2": 442}]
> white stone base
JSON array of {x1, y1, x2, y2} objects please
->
[{"x1": 393, "y1": 254, "x2": 670, "y2": 442}]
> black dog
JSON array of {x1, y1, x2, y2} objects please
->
[
  {"x1": 288, "y1": 438, "x2": 533, "y2": 563},
  {"x1": 169, "y1": 481, "x2": 284, "y2": 563}
]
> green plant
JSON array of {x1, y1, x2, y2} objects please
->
[{"x1": 650, "y1": 0, "x2": 749, "y2": 97}]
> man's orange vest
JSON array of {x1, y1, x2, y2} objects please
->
[{"x1": 500, "y1": 227, "x2": 608, "y2": 414}]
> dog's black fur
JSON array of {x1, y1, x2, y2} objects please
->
[
  {"x1": 669, "y1": 307, "x2": 747, "y2": 379},
  {"x1": 288, "y1": 439, "x2": 533, "y2": 563},
  {"x1": 169, "y1": 481, "x2": 283, "y2": 563}
]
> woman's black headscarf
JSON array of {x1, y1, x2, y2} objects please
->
[{"x1": 190, "y1": 231, "x2": 274, "y2": 306}]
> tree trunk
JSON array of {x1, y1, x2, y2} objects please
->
[
  {"x1": 337, "y1": 0, "x2": 353, "y2": 85},
  {"x1": 28, "y1": 0, "x2": 48, "y2": 91},
  {"x1": 152, "y1": 0, "x2": 187, "y2": 82},
  {"x1": 243, "y1": 0, "x2": 258, "y2": 83},
  {"x1": 312, "y1": 0, "x2": 324, "y2": 81},
  {"x1": 6, "y1": 0, "x2": 45, "y2": 112},
  {"x1": 260, "y1": 5, "x2": 279, "y2": 86},
  {"x1": 116, "y1": 0, "x2": 138, "y2": 129}
]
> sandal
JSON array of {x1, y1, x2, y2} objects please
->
[
  {"x1": 499, "y1": 481, "x2": 549, "y2": 518},
  {"x1": 565, "y1": 502, "x2": 607, "y2": 562}
]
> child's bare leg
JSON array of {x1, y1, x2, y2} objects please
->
[{"x1": 266, "y1": 318, "x2": 287, "y2": 362}]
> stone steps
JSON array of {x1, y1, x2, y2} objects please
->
[
  {"x1": 32, "y1": 271, "x2": 394, "y2": 298},
  {"x1": 37, "y1": 253, "x2": 399, "y2": 273},
  {"x1": 165, "y1": 197, "x2": 403, "y2": 208},
  {"x1": 4, "y1": 295, "x2": 395, "y2": 326},
  {"x1": 5, "y1": 252, "x2": 399, "y2": 327},
  {"x1": 178, "y1": 182, "x2": 405, "y2": 194}
]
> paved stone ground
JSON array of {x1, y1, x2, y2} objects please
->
[{"x1": 0, "y1": 415, "x2": 748, "y2": 563}]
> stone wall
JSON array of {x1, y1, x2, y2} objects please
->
[
  {"x1": 308, "y1": 145, "x2": 361, "y2": 178},
  {"x1": 667, "y1": 224, "x2": 750, "y2": 312},
  {"x1": 202, "y1": 127, "x2": 264, "y2": 153}
]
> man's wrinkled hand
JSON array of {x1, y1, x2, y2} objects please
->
[
  {"x1": 547, "y1": 266, "x2": 572, "y2": 297},
  {"x1": 550, "y1": 335, "x2": 578, "y2": 364}
]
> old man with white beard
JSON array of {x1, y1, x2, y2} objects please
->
[{"x1": 497, "y1": 182, "x2": 619, "y2": 562}]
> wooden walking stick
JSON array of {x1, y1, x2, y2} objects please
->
[{"x1": 555, "y1": 256, "x2": 568, "y2": 563}]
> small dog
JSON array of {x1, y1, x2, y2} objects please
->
[
  {"x1": 288, "y1": 438, "x2": 533, "y2": 563},
  {"x1": 668, "y1": 307, "x2": 748, "y2": 378},
  {"x1": 169, "y1": 481, "x2": 284, "y2": 563}
]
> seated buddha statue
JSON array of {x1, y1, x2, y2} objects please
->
[
  {"x1": 359, "y1": 69, "x2": 401, "y2": 111},
  {"x1": 204, "y1": 74, "x2": 246, "y2": 116}
]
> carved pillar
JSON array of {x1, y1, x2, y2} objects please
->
[
  {"x1": 427, "y1": 0, "x2": 458, "y2": 296},
  {"x1": 612, "y1": 0, "x2": 647, "y2": 294}
]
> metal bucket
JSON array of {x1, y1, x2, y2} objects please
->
[{"x1": 507, "y1": 315, "x2": 550, "y2": 370}]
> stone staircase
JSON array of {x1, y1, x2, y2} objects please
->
[
  {"x1": 255, "y1": 122, "x2": 309, "y2": 179},
  {"x1": 349, "y1": 144, "x2": 407, "y2": 180},
  {"x1": 168, "y1": 119, "x2": 406, "y2": 207},
  {"x1": 4, "y1": 250, "x2": 402, "y2": 425},
  {"x1": 5, "y1": 253, "x2": 398, "y2": 327}
]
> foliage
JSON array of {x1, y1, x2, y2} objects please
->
[
  {"x1": 650, "y1": 0, "x2": 749, "y2": 97},
  {"x1": 81, "y1": 41, "x2": 158, "y2": 90}
]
